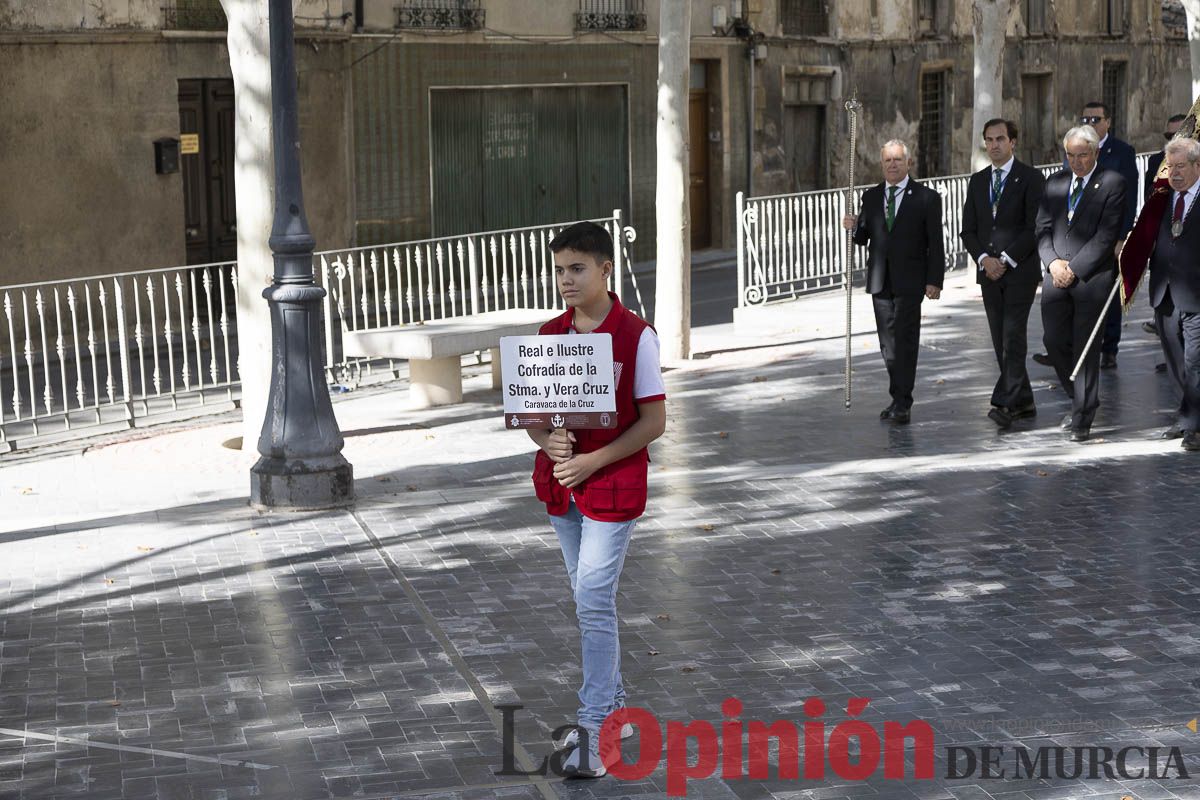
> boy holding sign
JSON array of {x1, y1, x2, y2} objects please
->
[{"x1": 526, "y1": 222, "x2": 666, "y2": 777}]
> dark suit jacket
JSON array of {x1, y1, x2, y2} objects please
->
[
  {"x1": 960, "y1": 159, "x2": 1045, "y2": 288},
  {"x1": 1067, "y1": 135, "x2": 1138, "y2": 234},
  {"x1": 1149, "y1": 191, "x2": 1200, "y2": 313},
  {"x1": 1145, "y1": 151, "x2": 1165, "y2": 201},
  {"x1": 1036, "y1": 167, "x2": 1127, "y2": 283},
  {"x1": 852, "y1": 179, "x2": 945, "y2": 297}
]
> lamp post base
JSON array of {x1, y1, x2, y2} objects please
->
[{"x1": 250, "y1": 454, "x2": 354, "y2": 510}]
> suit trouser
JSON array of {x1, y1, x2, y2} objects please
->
[
  {"x1": 872, "y1": 291, "x2": 923, "y2": 411},
  {"x1": 980, "y1": 276, "x2": 1038, "y2": 409},
  {"x1": 1100, "y1": 299, "x2": 1122, "y2": 355},
  {"x1": 1041, "y1": 270, "x2": 1112, "y2": 428},
  {"x1": 1154, "y1": 289, "x2": 1200, "y2": 432}
]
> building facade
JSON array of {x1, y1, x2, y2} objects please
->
[{"x1": 0, "y1": 0, "x2": 1190, "y2": 285}]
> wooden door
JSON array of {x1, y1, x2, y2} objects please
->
[
  {"x1": 179, "y1": 78, "x2": 236, "y2": 265},
  {"x1": 688, "y1": 89, "x2": 711, "y2": 249}
]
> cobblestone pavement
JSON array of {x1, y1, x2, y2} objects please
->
[{"x1": 4, "y1": 272, "x2": 1200, "y2": 800}]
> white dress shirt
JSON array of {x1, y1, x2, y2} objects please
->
[
  {"x1": 882, "y1": 174, "x2": 910, "y2": 218},
  {"x1": 1173, "y1": 181, "x2": 1200, "y2": 221}
]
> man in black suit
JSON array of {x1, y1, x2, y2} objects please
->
[
  {"x1": 1140, "y1": 114, "x2": 1184, "y2": 353},
  {"x1": 1036, "y1": 125, "x2": 1127, "y2": 441},
  {"x1": 1034, "y1": 101, "x2": 1139, "y2": 369},
  {"x1": 842, "y1": 139, "x2": 945, "y2": 424},
  {"x1": 1145, "y1": 114, "x2": 1187, "y2": 201},
  {"x1": 961, "y1": 119, "x2": 1046, "y2": 428},
  {"x1": 1147, "y1": 137, "x2": 1200, "y2": 451}
]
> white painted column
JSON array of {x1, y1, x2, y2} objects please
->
[
  {"x1": 971, "y1": 0, "x2": 1014, "y2": 173},
  {"x1": 654, "y1": 0, "x2": 692, "y2": 362},
  {"x1": 221, "y1": 0, "x2": 275, "y2": 452},
  {"x1": 1184, "y1": 0, "x2": 1200, "y2": 103}
]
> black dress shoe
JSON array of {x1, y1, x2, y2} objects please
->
[
  {"x1": 1032, "y1": 352, "x2": 1053, "y2": 367},
  {"x1": 1070, "y1": 426, "x2": 1090, "y2": 442},
  {"x1": 1008, "y1": 404, "x2": 1037, "y2": 420},
  {"x1": 1142, "y1": 320, "x2": 1158, "y2": 335},
  {"x1": 988, "y1": 407, "x2": 1013, "y2": 428},
  {"x1": 1183, "y1": 431, "x2": 1200, "y2": 451},
  {"x1": 1100, "y1": 353, "x2": 1118, "y2": 369},
  {"x1": 1156, "y1": 362, "x2": 1167, "y2": 373},
  {"x1": 1060, "y1": 413, "x2": 1074, "y2": 430},
  {"x1": 892, "y1": 408, "x2": 911, "y2": 425},
  {"x1": 880, "y1": 404, "x2": 897, "y2": 420},
  {"x1": 1160, "y1": 425, "x2": 1185, "y2": 440}
]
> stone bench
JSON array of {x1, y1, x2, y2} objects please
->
[{"x1": 340, "y1": 309, "x2": 551, "y2": 407}]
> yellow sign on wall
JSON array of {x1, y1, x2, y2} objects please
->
[{"x1": 180, "y1": 134, "x2": 200, "y2": 155}]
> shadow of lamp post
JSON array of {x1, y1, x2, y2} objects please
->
[{"x1": 250, "y1": 0, "x2": 354, "y2": 509}]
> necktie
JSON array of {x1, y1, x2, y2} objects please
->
[
  {"x1": 1175, "y1": 193, "x2": 1185, "y2": 223},
  {"x1": 886, "y1": 185, "x2": 898, "y2": 231},
  {"x1": 991, "y1": 169, "x2": 1004, "y2": 218},
  {"x1": 1068, "y1": 177, "x2": 1084, "y2": 221}
]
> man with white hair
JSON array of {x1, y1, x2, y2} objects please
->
[
  {"x1": 842, "y1": 139, "x2": 945, "y2": 424},
  {"x1": 1147, "y1": 136, "x2": 1200, "y2": 450},
  {"x1": 1035, "y1": 125, "x2": 1128, "y2": 441}
]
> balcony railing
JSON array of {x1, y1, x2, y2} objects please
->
[
  {"x1": 575, "y1": 0, "x2": 646, "y2": 31},
  {"x1": 161, "y1": 0, "x2": 226, "y2": 30},
  {"x1": 394, "y1": 0, "x2": 485, "y2": 30}
]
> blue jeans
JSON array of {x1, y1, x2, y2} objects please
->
[{"x1": 549, "y1": 501, "x2": 636, "y2": 730}]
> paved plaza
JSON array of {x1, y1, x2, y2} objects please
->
[{"x1": 3, "y1": 271, "x2": 1200, "y2": 800}]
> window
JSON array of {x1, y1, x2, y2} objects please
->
[
  {"x1": 781, "y1": 0, "x2": 829, "y2": 36},
  {"x1": 918, "y1": 70, "x2": 949, "y2": 177},
  {"x1": 1021, "y1": 73, "x2": 1056, "y2": 165},
  {"x1": 1104, "y1": 0, "x2": 1126, "y2": 34},
  {"x1": 162, "y1": 0, "x2": 226, "y2": 30},
  {"x1": 917, "y1": 0, "x2": 937, "y2": 33},
  {"x1": 1102, "y1": 61, "x2": 1127, "y2": 135},
  {"x1": 394, "y1": 0, "x2": 485, "y2": 30},
  {"x1": 575, "y1": 0, "x2": 646, "y2": 31},
  {"x1": 1023, "y1": 0, "x2": 1047, "y2": 35}
]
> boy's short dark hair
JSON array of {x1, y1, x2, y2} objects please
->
[
  {"x1": 982, "y1": 118, "x2": 1018, "y2": 141},
  {"x1": 549, "y1": 221, "x2": 614, "y2": 263}
]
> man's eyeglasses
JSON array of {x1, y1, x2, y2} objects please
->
[{"x1": 1079, "y1": 115, "x2": 1105, "y2": 124}]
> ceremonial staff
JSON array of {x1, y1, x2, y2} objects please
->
[
  {"x1": 843, "y1": 95, "x2": 861, "y2": 409},
  {"x1": 1069, "y1": 273, "x2": 1121, "y2": 382}
]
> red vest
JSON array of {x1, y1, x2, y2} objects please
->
[{"x1": 531, "y1": 294, "x2": 652, "y2": 522}]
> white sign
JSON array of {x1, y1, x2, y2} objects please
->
[{"x1": 500, "y1": 334, "x2": 617, "y2": 429}]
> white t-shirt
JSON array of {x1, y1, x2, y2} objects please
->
[{"x1": 567, "y1": 325, "x2": 666, "y2": 403}]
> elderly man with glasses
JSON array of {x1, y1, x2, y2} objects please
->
[
  {"x1": 1147, "y1": 137, "x2": 1200, "y2": 451},
  {"x1": 1034, "y1": 102, "x2": 1138, "y2": 370},
  {"x1": 1036, "y1": 125, "x2": 1128, "y2": 441}
]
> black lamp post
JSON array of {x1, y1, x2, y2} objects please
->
[{"x1": 250, "y1": 0, "x2": 354, "y2": 509}]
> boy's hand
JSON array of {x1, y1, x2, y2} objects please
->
[
  {"x1": 543, "y1": 428, "x2": 576, "y2": 463},
  {"x1": 553, "y1": 452, "x2": 599, "y2": 489}
]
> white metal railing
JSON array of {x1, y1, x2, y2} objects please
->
[
  {"x1": 737, "y1": 153, "x2": 1155, "y2": 308},
  {"x1": 1, "y1": 212, "x2": 635, "y2": 447},
  {"x1": 0, "y1": 262, "x2": 239, "y2": 444},
  {"x1": 315, "y1": 211, "x2": 633, "y2": 383}
]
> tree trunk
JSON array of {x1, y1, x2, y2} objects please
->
[
  {"x1": 971, "y1": 0, "x2": 1013, "y2": 172},
  {"x1": 655, "y1": 0, "x2": 691, "y2": 361},
  {"x1": 1184, "y1": 0, "x2": 1200, "y2": 103},
  {"x1": 220, "y1": 0, "x2": 275, "y2": 452}
]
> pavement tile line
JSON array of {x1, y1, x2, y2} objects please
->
[
  {"x1": 348, "y1": 508, "x2": 560, "y2": 800},
  {"x1": 0, "y1": 726, "x2": 276, "y2": 770}
]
